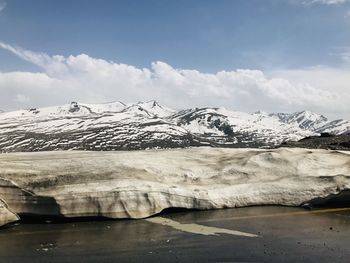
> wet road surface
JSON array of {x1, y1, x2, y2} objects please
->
[{"x1": 0, "y1": 206, "x2": 350, "y2": 262}]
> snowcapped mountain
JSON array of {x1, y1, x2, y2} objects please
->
[
  {"x1": 315, "y1": 119, "x2": 350, "y2": 135},
  {"x1": 0, "y1": 101, "x2": 348, "y2": 152},
  {"x1": 172, "y1": 107, "x2": 318, "y2": 147},
  {"x1": 134, "y1": 100, "x2": 175, "y2": 117},
  {"x1": 270, "y1": 110, "x2": 328, "y2": 131}
]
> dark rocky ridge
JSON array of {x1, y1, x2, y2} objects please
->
[{"x1": 280, "y1": 133, "x2": 350, "y2": 151}]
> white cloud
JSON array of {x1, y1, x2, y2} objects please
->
[
  {"x1": 0, "y1": 1, "x2": 6, "y2": 12},
  {"x1": 341, "y1": 50, "x2": 350, "y2": 63},
  {"x1": 0, "y1": 42, "x2": 349, "y2": 119},
  {"x1": 329, "y1": 46, "x2": 350, "y2": 64},
  {"x1": 302, "y1": 0, "x2": 349, "y2": 5},
  {"x1": 0, "y1": 42, "x2": 59, "y2": 70},
  {"x1": 15, "y1": 94, "x2": 30, "y2": 103},
  {"x1": 270, "y1": 65, "x2": 350, "y2": 118}
]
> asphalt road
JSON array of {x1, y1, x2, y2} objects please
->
[{"x1": 0, "y1": 206, "x2": 350, "y2": 263}]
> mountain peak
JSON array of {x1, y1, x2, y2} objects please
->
[
  {"x1": 296, "y1": 110, "x2": 326, "y2": 119},
  {"x1": 151, "y1": 100, "x2": 160, "y2": 108},
  {"x1": 0, "y1": 101, "x2": 349, "y2": 152},
  {"x1": 138, "y1": 100, "x2": 162, "y2": 108},
  {"x1": 253, "y1": 110, "x2": 269, "y2": 116},
  {"x1": 135, "y1": 100, "x2": 175, "y2": 117},
  {"x1": 273, "y1": 110, "x2": 328, "y2": 131},
  {"x1": 293, "y1": 110, "x2": 328, "y2": 124}
]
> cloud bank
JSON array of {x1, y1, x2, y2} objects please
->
[{"x1": 0, "y1": 42, "x2": 349, "y2": 119}]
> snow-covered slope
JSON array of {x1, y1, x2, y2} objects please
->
[
  {"x1": 0, "y1": 101, "x2": 349, "y2": 152},
  {"x1": 135, "y1": 100, "x2": 175, "y2": 117},
  {"x1": 0, "y1": 101, "x2": 197, "y2": 152},
  {"x1": 316, "y1": 119, "x2": 350, "y2": 135},
  {"x1": 0, "y1": 148, "x2": 349, "y2": 226},
  {"x1": 270, "y1": 110, "x2": 328, "y2": 131},
  {"x1": 172, "y1": 108, "x2": 319, "y2": 147}
]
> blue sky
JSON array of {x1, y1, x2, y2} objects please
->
[
  {"x1": 1, "y1": 0, "x2": 349, "y2": 71},
  {"x1": 0, "y1": 0, "x2": 349, "y2": 118}
]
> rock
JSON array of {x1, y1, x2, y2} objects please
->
[
  {"x1": 69, "y1": 101, "x2": 80, "y2": 113},
  {"x1": 280, "y1": 134, "x2": 350, "y2": 151},
  {"x1": 0, "y1": 147, "x2": 349, "y2": 227}
]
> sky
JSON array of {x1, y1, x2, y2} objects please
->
[{"x1": 0, "y1": 0, "x2": 349, "y2": 119}]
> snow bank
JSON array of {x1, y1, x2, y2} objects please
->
[
  {"x1": 0, "y1": 198, "x2": 19, "y2": 227},
  {"x1": 0, "y1": 147, "x2": 349, "y2": 227}
]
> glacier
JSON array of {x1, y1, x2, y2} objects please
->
[{"x1": 0, "y1": 147, "x2": 349, "y2": 227}]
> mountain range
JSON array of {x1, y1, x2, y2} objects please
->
[{"x1": 0, "y1": 100, "x2": 349, "y2": 152}]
